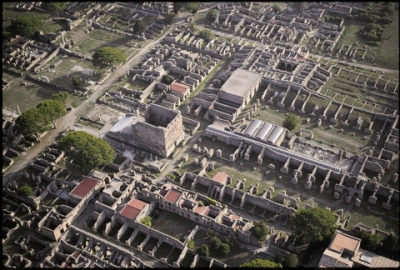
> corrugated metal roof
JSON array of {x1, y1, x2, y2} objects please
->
[
  {"x1": 255, "y1": 122, "x2": 274, "y2": 141},
  {"x1": 244, "y1": 119, "x2": 262, "y2": 136},
  {"x1": 266, "y1": 126, "x2": 284, "y2": 145}
]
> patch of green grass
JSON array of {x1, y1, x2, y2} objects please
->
[
  {"x1": 2, "y1": 3, "x2": 52, "y2": 29},
  {"x1": 74, "y1": 28, "x2": 133, "y2": 55},
  {"x1": 375, "y1": 10, "x2": 399, "y2": 70}
]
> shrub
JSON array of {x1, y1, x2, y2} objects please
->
[
  {"x1": 206, "y1": 196, "x2": 217, "y2": 205},
  {"x1": 141, "y1": 216, "x2": 152, "y2": 227},
  {"x1": 282, "y1": 113, "x2": 300, "y2": 131},
  {"x1": 219, "y1": 243, "x2": 230, "y2": 255},
  {"x1": 210, "y1": 236, "x2": 222, "y2": 249},
  {"x1": 72, "y1": 76, "x2": 81, "y2": 86},
  {"x1": 284, "y1": 254, "x2": 299, "y2": 267},
  {"x1": 18, "y1": 186, "x2": 33, "y2": 197},
  {"x1": 162, "y1": 75, "x2": 174, "y2": 85},
  {"x1": 187, "y1": 239, "x2": 195, "y2": 250},
  {"x1": 251, "y1": 220, "x2": 269, "y2": 242},
  {"x1": 197, "y1": 244, "x2": 209, "y2": 256}
]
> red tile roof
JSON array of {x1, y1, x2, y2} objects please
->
[
  {"x1": 164, "y1": 188, "x2": 182, "y2": 204},
  {"x1": 194, "y1": 205, "x2": 210, "y2": 216},
  {"x1": 70, "y1": 177, "x2": 99, "y2": 198},
  {"x1": 329, "y1": 231, "x2": 360, "y2": 253},
  {"x1": 170, "y1": 82, "x2": 190, "y2": 94},
  {"x1": 120, "y1": 199, "x2": 148, "y2": 220},
  {"x1": 212, "y1": 172, "x2": 229, "y2": 184}
]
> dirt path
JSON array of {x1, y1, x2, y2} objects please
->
[{"x1": 3, "y1": 21, "x2": 183, "y2": 184}]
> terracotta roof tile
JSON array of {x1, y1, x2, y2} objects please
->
[
  {"x1": 170, "y1": 82, "x2": 190, "y2": 94},
  {"x1": 70, "y1": 177, "x2": 99, "y2": 198},
  {"x1": 164, "y1": 188, "x2": 182, "y2": 204},
  {"x1": 120, "y1": 199, "x2": 148, "y2": 220}
]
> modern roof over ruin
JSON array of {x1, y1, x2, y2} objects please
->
[
  {"x1": 70, "y1": 177, "x2": 99, "y2": 198},
  {"x1": 120, "y1": 198, "x2": 148, "y2": 220},
  {"x1": 163, "y1": 188, "x2": 182, "y2": 204},
  {"x1": 170, "y1": 81, "x2": 190, "y2": 94},
  {"x1": 220, "y1": 68, "x2": 262, "y2": 98},
  {"x1": 329, "y1": 230, "x2": 360, "y2": 254}
]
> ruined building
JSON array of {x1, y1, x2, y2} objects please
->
[{"x1": 108, "y1": 104, "x2": 185, "y2": 157}]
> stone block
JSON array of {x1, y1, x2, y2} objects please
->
[
  {"x1": 304, "y1": 180, "x2": 312, "y2": 190},
  {"x1": 382, "y1": 202, "x2": 391, "y2": 210},
  {"x1": 334, "y1": 192, "x2": 340, "y2": 199},
  {"x1": 290, "y1": 177, "x2": 298, "y2": 185},
  {"x1": 355, "y1": 198, "x2": 361, "y2": 207},
  {"x1": 345, "y1": 196, "x2": 352, "y2": 204},
  {"x1": 368, "y1": 196, "x2": 377, "y2": 205},
  {"x1": 267, "y1": 163, "x2": 275, "y2": 170}
]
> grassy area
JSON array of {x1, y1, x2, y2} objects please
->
[
  {"x1": 151, "y1": 210, "x2": 197, "y2": 242},
  {"x1": 129, "y1": 79, "x2": 151, "y2": 91},
  {"x1": 2, "y1": 74, "x2": 65, "y2": 113},
  {"x1": 375, "y1": 10, "x2": 399, "y2": 70},
  {"x1": 2, "y1": 3, "x2": 52, "y2": 29},
  {"x1": 74, "y1": 28, "x2": 133, "y2": 55}
]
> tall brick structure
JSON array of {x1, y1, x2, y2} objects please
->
[
  {"x1": 132, "y1": 104, "x2": 185, "y2": 157},
  {"x1": 108, "y1": 104, "x2": 185, "y2": 157}
]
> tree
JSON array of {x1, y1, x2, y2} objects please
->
[
  {"x1": 292, "y1": 2, "x2": 306, "y2": 14},
  {"x1": 93, "y1": 47, "x2": 126, "y2": 67},
  {"x1": 141, "y1": 216, "x2": 152, "y2": 227},
  {"x1": 207, "y1": 9, "x2": 218, "y2": 21},
  {"x1": 37, "y1": 100, "x2": 66, "y2": 129},
  {"x1": 58, "y1": 131, "x2": 115, "y2": 170},
  {"x1": 272, "y1": 4, "x2": 281, "y2": 13},
  {"x1": 164, "y1": 13, "x2": 176, "y2": 24},
  {"x1": 240, "y1": 259, "x2": 282, "y2": 268},
  {"x1": 289, "y1": 208, "x2": 336, "y2": 244},
  {"x1": 72, "y1": 76, "x2": 81, "y2": 86},
  {"x1": 18, "y1": 186, "x2": 33, "y2": 197},
  {"x1": 251, "y1": 220, "x2": 269, "y2": 242},
  {"x1": 16, "y1": 107, "x2": 47, "y2": 136},
  {"x1": 41, "y1": 2, "x2": 67, "y2": 17},
  {"x1": 162, "y1": 75, "x2": 174, "y2": 85},
  {"x1": 206, "y1": 228, "x2": 215, "y2": 238},
  {"x1": 198, "y1": 29, "x2": 214, "y2": 41},
  {"x1": 197, "y1": 244, "x2": 209, "y2": 256},
  {"x1": 274, "y1": 254, "x2": 284, "y2": 264},
  {"x1": 133, "y1": 20, "x2": 145, "y2": 34},
  {"x1": 173, "y1": 2, "x2": 184, "y2": 14},
  {"x1": 210, "y1": 236, "x2": 222, "y2": 250},
  {"x1": 219, "y1": 243, "x2": 230, "y2": 255},
  {"x1": 282, "y1": 113, "x2": 300, "y2": 131},
  {"x1": 381, "y1": 232, "x2": 399, "y2": 260},
  {"x1": 184, "y1": 2, "x2": 199, "y2": 14},
  {"x1": 8, "y1": 16, "x2": 44, "y2": 38},
  {"x1": 353, "y1": 230, "x2": 381, "y2": 253},
  {"x1": 284, "y1": 254, "x2": 299, "y2": 267},
  {"x1": 52, "y1": 91, "x2": 70, "y2": 104}
]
